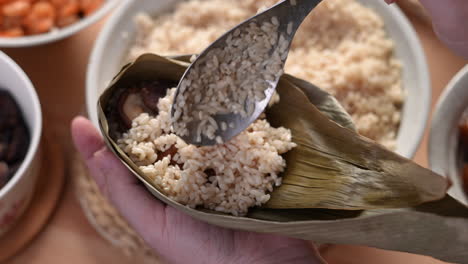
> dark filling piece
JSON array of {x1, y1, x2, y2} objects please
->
[
  {"x1": 105, "y1": 79, "x2": 183, "y2": 167},
  {"x1": 459, "y1": 121, "x2": 468, "y2": 193},
  {"x1": 0, "y1": 90, "x2": 30, "y2": 189},
  {"x1": 157, "y1": 145, "x2": 180, "y2": 166},
  {"x1": 204, "y1": 168, "x2": 216, "y2": 177},
  {"x1": 204, "y1": 168, "x2": 217, "y2": 185},
  {"x1": 105, "y1": 79, "x2": 177, "y2": 140}
]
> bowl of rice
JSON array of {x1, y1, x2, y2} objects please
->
[{"x1": 87, "y1": 0, "x2": 430, "y2": 160}]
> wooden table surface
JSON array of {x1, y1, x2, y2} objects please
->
[{"x1": 1, "y1": 13, "x2": 467, "y2": 264}]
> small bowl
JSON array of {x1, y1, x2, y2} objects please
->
[
  {"x1": 0, "y1": 0, "x2": 121, "y2": 48},
  {"x1": 429, "y1": 65, "x2": 468, "y2": 206},
  {"x1": 0, "y1": 51, "x2": 42, "y2": 236},
  {"x1": 86, "y1": 0, "x2": 430, "y2": 159}
]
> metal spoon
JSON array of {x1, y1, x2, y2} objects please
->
[{"x1": 171, "y1": 0, "x2": 322, "y2": 146}]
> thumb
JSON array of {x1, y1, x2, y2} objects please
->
[
  {"x1": 419, "y1": 0, "x2": 468, "y2": 58},
  {"x1": 70, "y1": 116, "x2": 169, "y2": 240}
]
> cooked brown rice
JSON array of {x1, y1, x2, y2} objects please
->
[
  {"x1": 119, "y1": 88, "x2": 296, "y2": 215},
  {"x1": 129, "y1": 0, "x2": 404, "y2": 149},
  {"x1": 172, "y1": 18, "x2": 288, "y2": 142}
]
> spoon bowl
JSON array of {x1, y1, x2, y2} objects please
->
[{"x1": 171, "y1": 0, "x2": 322, "y2": 146}]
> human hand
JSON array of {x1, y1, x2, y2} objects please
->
[
  {"x1": 385, "y1": 0, "x2": 468, "y2": 59},
  {"x1": 71, "y1": 116, "x2": 327, "y2": 264}
]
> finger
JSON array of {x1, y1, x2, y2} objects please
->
[
  {"x1": 71, "y1": 117, "x2": 168, "y2": 240},
  {"x1": 421, "y1": 0, "x2": 468, "y2": 41},
  {"x1": 70, "y1": 117, "x2": 222, "y2": 263},
  {"x1": 71, "y1": 116, "x2": 139, "y2": 188},
  {"x1": 420, "y1": 0, "x2": 468, "y2": 58},
  {"x1": 313, "y1": 245, "x2": 330, "y2": 264},
  {"x1": 71, "y1": 116, "x2": 106, "y2": 160}
]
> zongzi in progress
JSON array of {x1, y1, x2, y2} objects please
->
[
  {"x1": 98, "y1": 0, "x2": 448, "y2": 217},
  {"x1": 99, "y1": 54, "x2": 446, "y2": 217},
  {"x1": 118, "y1": 85, "x2": 295, "y2": 216}
]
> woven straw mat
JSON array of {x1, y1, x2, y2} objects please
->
[{"x1": 72, "y1": 153, "x2": 162, "y2": 264}]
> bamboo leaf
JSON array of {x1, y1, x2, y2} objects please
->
[{"x1": 265, "y1": 78, "x2": 448, "y2": 209}]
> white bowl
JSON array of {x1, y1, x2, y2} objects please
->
[
  {"x1": 0, "y1": 0, "x2": 121, "y2": 48},
  {"x1": 86, "y1": 0, "x2": 430, "y2": 159},
  {"x1": 429, "y1": 65, "x2": 468, "y2": 206},
  {"x1": 0, "y1": 51, "x2": 42, "y2": 236}
]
